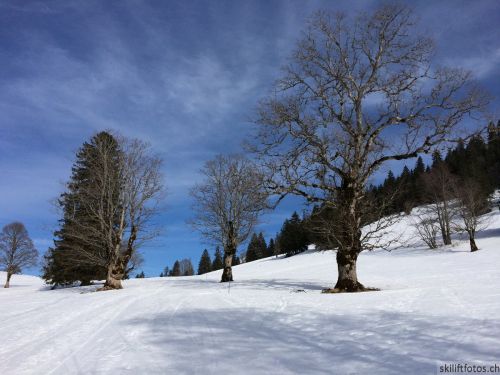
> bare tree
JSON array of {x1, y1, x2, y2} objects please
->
[
  {"x1": 454, "y1": 179, "x2": 490, "y2": 252},
  {"x1": 104, "y1": 138, "x2": 164, "y2": 289},
  {"x1": 412, "y1": 213, "x2": 440, "y2": 249},
  {"x1": 423, "y1": 163, "x2": 458, "y2": 245},
  {"x1": 0, "y1": 222, "x2": 38, "y2": 288},
  {"x1": 179, "y1": 259, "x2": 195, "y2": 276},
  {"x1": 190, "y1": 155, "x2": 268, "y2": 282},
  {"x1": 251, "y1": 5, "x2": 488, "y2": 292}
]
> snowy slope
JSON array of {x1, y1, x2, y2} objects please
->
[{"x1": 1, "y1": 209, "x2": 499, "y2": 375}]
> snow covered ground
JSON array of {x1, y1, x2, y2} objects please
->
[{"x1": 1, "y1": 209, "x2": 500, "y2": 374}]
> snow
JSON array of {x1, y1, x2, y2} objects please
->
[{"x1": 1, "y1": 209, "x2": 500, "y2": 374}]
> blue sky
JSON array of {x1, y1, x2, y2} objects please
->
[{"x1": 1, "y1": 0, "x2": 499, "y2": 277}]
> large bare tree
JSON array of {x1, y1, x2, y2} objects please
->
[
  {"x1": 251, "y1": 5, "x2": 488, "y2": 292},
  {"x1": 0, "y1": 222, "x2": 38, "y2": 288},
  {"x1": 190, "y1": 155, "x2": 268, "y2": 282}
]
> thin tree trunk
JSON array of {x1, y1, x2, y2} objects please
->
[
  {"x1": 469, "y1": 234, "x2": 479, "y2": 252},
  {"x1": 4, "y1": 271, "x2": 12, "y2": 288}
]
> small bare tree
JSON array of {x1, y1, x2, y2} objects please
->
[
  {"x1": 454, "y1": 179, "x2": 490, "y2": 252},
  {"x1": 0, "y1": 222, "x2": 38, "y2": 288},
  {"x1": 423, "y1": 163, "x2": 458, "y2": 245},
  {"x1": 190, "y1": 155, "x2": 268, "y2": 282},
  {"x1": 412, "y1": 214, "x2": 440, "y2": 249},
  {"x1": 251, "y1": 5, "x2": 488, "y2": 292}
]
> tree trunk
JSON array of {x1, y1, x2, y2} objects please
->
[
  {"x1": 221, "y1": 221, "x2": 236, "y2": 283},
  {"x1": 332, "y1": 249, "x2": 365, "y2": 292},
  {"x1": 325, "y1": 182, "x2": 369, "y2": 293},
  {"x1": 102, "y1": 226, "x2": 136, "y2": 290},
  {"x1": 469, "y1": 235, "x2": 479, "y2": 252},
  {"x1": 103, "y1": 259, "x2": 125, "y2": 290},
  {"x1": 4, "y1": 271, "x2": 12, "y2": 288},
  {"x1": 221, "y1": 252, "x2": 234, "y2": 282}
]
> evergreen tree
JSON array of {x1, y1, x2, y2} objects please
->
[
  {"x1": 412, "y1": 156, "x2": 426, "y2": 204},
  {"x1": 197, "y1": 249, "x2": 212, "y2": 275},
  {"x1": 266, "y1": 238, "x2": 276, "y2": 258},
  {"x1": 245, "y1": 233, "x2": 261, "y2": 262},
  {"x1": 431, "y1": 150, "x2": 443, "y2": 168},
  {"x1": 257, "y1": 233, "x2": 267, "y2": 258},
  {"x1": 277, "y1": 212, "x2": 309, "y2": 257},
  {"x1": 399, "y1": 165, "x2": 413, "y2": 213},
  {"x1": 171, "y1": 260, "x2": 181, "y2": 277},
  {"x1": 135, "y1": 271, "x2": 145, "y2": 278},
  {"x1": 163, "y1": 266, "x2": 169, "y2": 277},
  {"x1": 487, "y1": 121, "x2": 500, "y2": 188},
  {"x1": 211, "y1": 247, "x2": 224, "y2": 270},
  {"x1": 232, "y1": 256, "x2": 241, "y2": 266},
  {"x1": 43, "y1": 132, "x2": 122, "y2": 286}
]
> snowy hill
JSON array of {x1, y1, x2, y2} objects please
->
[{"x1": 1, "y1": 209, "x2": 500, "y2": 374}]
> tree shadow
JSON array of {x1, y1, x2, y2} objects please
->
[
  {"x1": 475, "y1": 227, "x2": 500, "y2": 240},
  {"x1": 120, "y1": 308, "x2": 500, "y2": 374}
]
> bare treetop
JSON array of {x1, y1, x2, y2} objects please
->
[
  {"x1": 190, "y1": 154, "x2": 268, "y2": 247},
  {"x1": 0, "y1": 222, "x2": 38, "y2": 288},
  {"x1": 255, "y1": 4, "x2": 488, "y2": 201}
]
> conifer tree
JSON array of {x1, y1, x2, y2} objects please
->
[
  {"x1": 277, "y1": 212, "x2": 309, "y2": 257},
  {"x1": 43, "y1": 132, "x2": 163, "y2": 289},
  {"x1": 266, "y1": 238, "x2": 276, "y2": 258},
  {"x1": 43, "y1": 132, "x2": 121, "y2": 286},
  {"x1": 257, "y1": 233, "x2": 267, "y2": 258},
  {"x1": 197, "y1": 249, "x2": 212, "y2": 275},
  {"x1": 211, "y1": 247, "x2": 224, "y2": 270},
  {"x1": 245, "y1": 233, "x2": 260, "y2": 262},
  {"x1": 171, "y1": 261, "x2": 181, "y2": 277}
]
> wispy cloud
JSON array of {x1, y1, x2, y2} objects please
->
[{"x1": 1, "y1": 0, "x2": 499, "y2": 274}]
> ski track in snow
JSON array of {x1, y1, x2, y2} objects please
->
[{"x1": 1, "y1": 208, "x2": 500, "y2": 374}]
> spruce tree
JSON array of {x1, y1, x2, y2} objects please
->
[
  {"x1": 266, "y1": 238, "x2": 276, "y2": 258},
  {"x1": 197, "y1": 249, "x2": 212, "y2": 275},
  {"x1": 171, "y1": 260, "x2": 181, "y2": 276},
  {"x1": 211, "y1": 247, "x2": 224, "y2": 270},
  {"x1": 257, "y1": 233, "x2": 267, "y2": 258},
  {"x1": 245, "y1": 233, "x2": 261, "y2": 262},
  {"x1": 487, "y1": 121, "x2": 500, "y2": 188},
  {"x1": 43, "y1": 132, "x2": 122, "y2": 286},
  {"x1": 277, "y1": 212, "x2": 309, "y2": 257}
]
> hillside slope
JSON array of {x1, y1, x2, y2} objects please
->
[{"x1": 1, "y1": 209, "x2": 499, "y2": 375}]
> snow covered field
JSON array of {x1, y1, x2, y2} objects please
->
[{"x1": 1, "y1": 209, "x2": 500, "y2": 375}]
